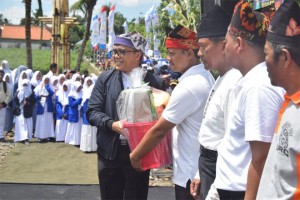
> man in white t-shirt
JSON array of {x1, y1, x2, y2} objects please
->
[
  {"x1": 189, "y1": 5, "x2": 242, "y2": 200},
  {"x1": 130, "y1": 25, "x2": 215, "y2": 200},
  {"x1": 257, "y1": 1, "x2": 300, "y2": 199},
  {"x1": 46, "y1": 63, "x2": 58, "y2": 78},
  {"x1": 210, "y1": 1, "x2": 285, "y2": 199}
]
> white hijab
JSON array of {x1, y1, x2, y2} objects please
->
[
  {"x1": 50, "y1": 76, "x2": 59, "y2": 93},
  {"x1": 82, "y1": 77, "x2": 94, "y2": 106},
  {"x1": 57, "y1": 74, "x2": 66, "y2": 91},
  {"x1": 18, "y1": 71, "x2": 28, "y2": 89},
  {"x1": 71, "y1": 73, "x2": 81, "y2": 83},
  {"x1": 30, "y1": 71, "x2": 42, "y2": 87},
  {"x1": 57, "y1": 80, "x2": 71, "y2": 107},
  {"x1": 3, "y1": 73, "x2": 14, "y2": 97},
  {"x1": 1, "y1": 60, "x2": 12, "y2": 75},
  {"x1": 68, "y1": 81, "x2": 83, "y2": 99},
  {"x1": 17, "y1": 79, "x2": 32, "y2": 103},
  {"x1": 34, "y1": 76, "x2": 52, "y2": 107},
  {"x1": 25, "y1": 69, "x2": 33, "y2": 80}
]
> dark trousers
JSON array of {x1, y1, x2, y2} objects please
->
[
  {"x1": 98, "y1": 144, "x2": 150, "y2": 200},
  {"x1": 175, "y1": 180, "x2": 194, "y2": 200},
  {"x1": 199, "y1": 145, "x2": 218, "y2": 200},
  {"x1": 217, "y1": 189, "x2": 245, "y2": 200}
]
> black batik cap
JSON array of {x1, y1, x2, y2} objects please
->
[
  {"x1": 197, "y1": 5, "x2": 231, "y2": 38},
  {"x1": 267, "y1": 0, "x2": 300, "y2": 46}
]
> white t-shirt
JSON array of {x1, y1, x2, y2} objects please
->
[
  {"x1": 162, "y1": 64, "x2": 215, "y2": 188},
  {"x1": 199, "y1": 68, "x2": 242, "y2": 151},
  {"x1": 214, "y1": 62, "x2": 285, "y2": 191}
]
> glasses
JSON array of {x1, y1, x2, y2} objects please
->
[{"x1": 111, "y1": 49, "x2": 138, "y2": 58}]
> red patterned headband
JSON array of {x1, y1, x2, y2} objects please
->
[{"x1": 165, "y1": 37, "x2": 199, "y2": 49}]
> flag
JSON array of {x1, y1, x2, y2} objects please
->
[
  {"x1": 122, "y1": 21, "x2": 128, "y2": 33},
  {"x1": 90, "y1": 14, "x2": 100, "y2": 50},
  {"x1": 99, "y1": 6, "x2": 107, "y2": 47},
  {"x1": 107, "y1": 4, "x2": 116, "y2": 52}
]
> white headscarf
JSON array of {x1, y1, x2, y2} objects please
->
[
  {"x1": 34, "y1": 76, "x2": 52, "y2": 107},
  {"x1": 82, "y1": 77, "x2": 94, "y2": 106},
  {"x1": 30, "y1": 71, "x2": 42, "y2": 87},
  {"x1": 57, "y1": 80, "x2": 71, "y2": 107},
  {"x1": 3, "y1": 73, "x2": 14, "y2": 97},
  {"x1": 50, "y1": 76, "x2": 59, "y2": 92},
  {"x1": 12, "y1": 65, "x2": 27, "y2": 84},
  {"x1": 18, "y1": 71, "x2": 29, "y2": 89},
  {"x1": 25, "y1": 69, "x2": 33, "y2": 80},
  {"x1": 68, "y1": 81, "x2": 83, "y2": 99},
  {"x1": 57, "y1": 74, "x2": 66, "y2": 91},
  {"x1": 17, "y1": 79, "x2": 32, "y2": 103},
  {"x1": 71, "y1": 73, "x2": 81, "y2": 83},
  {"x1": 1, "y1": 60, "x2": 12, "y2": 75},
  {"x1": 90, "y1": 73, "x2": 98, "y2": 83}
]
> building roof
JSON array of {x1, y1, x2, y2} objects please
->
[{"x1": 0, "y1": 25, "x2": 52, "y2": 41}]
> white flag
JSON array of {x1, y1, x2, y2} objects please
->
[
  {"x1": 122, "y1": 21, "x2": 128, "y2": 34},
  {"x1": 99, "y1": 6, "x2": 107, "y2": 46},
  {"x1": 90, "y1": 14, "x2": 100, "y2": 49},
  {"x1": 107, "y1": 4, "x2": 116, "y2": 52}
]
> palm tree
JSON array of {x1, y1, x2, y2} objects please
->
[
  {"x1": 70, "y1": 0, "x2": 97, "y2": 71},
  {"x1": 37, "y1": 0, "x2": 43, "y2": 49},
  {"x1": 23, "y1": 0, "x2": 32, "y2": 69}
]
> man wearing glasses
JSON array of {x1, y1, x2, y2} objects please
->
[{"x1": 86, "y1": 31, "x2": 165, "y2": 200}]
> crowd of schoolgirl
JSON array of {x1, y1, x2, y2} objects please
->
[{"x1": 0, "y1": 60, "x2": 98, "y2": 152}]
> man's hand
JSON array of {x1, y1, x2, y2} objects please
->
[
  {"x1": 190, "y1": 179, "x2": 201, "y2": 200},
  {"x1": 129, "y1": 153, "x2": 143, "y2": 172},
  {"x1": 112, "y1": 121, "x2": 124, "y2": 135}
]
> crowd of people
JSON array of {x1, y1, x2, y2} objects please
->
[
  {"x1": 86, "y1": 0, "x2": 300, "y2": 200},
  {"x1": 0, "y1": 62, "x2": 99, "y2": 152}
]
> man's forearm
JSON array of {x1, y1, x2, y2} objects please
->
[{"x1": 245, "y1": 158, "x2": 266, "y2": 200}]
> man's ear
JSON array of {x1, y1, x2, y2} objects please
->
[
  {"x1": 236, "y1": 37, "x2": 244, "y2": 53},
  {"x1": 281, "y1": 48, "x2": 292, "y2": 66}
]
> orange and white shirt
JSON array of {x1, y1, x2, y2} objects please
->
[{"x1": 257, "y1": 91, "x2": 300, "y2": 200}]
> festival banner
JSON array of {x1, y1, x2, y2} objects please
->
[
  {"x1": 90, "y1": 14, "x2": 100, "y2": 51},
  {"x1": 99, "y1": 6, "x2": 107, "y2": 50},
  {"x1": 107, "y1": 4, "x2": 116, "y2": 52}
]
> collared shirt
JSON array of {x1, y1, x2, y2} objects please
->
[
  {"x1": 257, "y1": 90, "x2": 300, "y2": 199},
  {"x1": 214, "y1": 62, "x2": 285, "y2": 191},
  {"x1": 199, "y1": 68, "x2": 242, "y2": 151},
  {"x1": 162, "y1": 64, "x2": 215, "y2": 187}
]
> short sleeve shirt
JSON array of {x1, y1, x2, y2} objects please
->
[
  {"x1": 162, "y1": 64, "x2": 215, "y2": 187},
  {"x1": 214, "y1": 62, "x2": 285, "y2": 191},
  {"x1": 257, "y1": 91, "x2": 300, "y2": 199}
]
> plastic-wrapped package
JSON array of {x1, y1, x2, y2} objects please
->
[
  {"x1": 117, "y1": 86, "x2": 158, "y2": 123},
  {"x1": 117, "y1": 67, "x2": 172, "y2": 170},
  {"x1": 123, "y1": 121, "x2": 172, "y2": 170}
]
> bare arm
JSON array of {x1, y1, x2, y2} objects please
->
[
  {"x1": 245, "y1": 141, "x2": 270, "y2": 200},
  {"x1": 130, "y1": 117, "x2": 175, "y2": 171}
]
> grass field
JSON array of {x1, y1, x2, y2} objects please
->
[{"x1": 0, "y1": 48, "x2": 94, "y2": 75}]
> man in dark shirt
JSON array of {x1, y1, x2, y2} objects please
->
[{"x1": 86, "y1": 31, "x2": 164, "y2": 200}]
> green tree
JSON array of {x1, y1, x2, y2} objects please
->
[
  {"x1": 0, "y1": 14, "x2": 9, "y2": 25},
  {"x1": 70, "y1": 0, "x2": 97, "y2": 71},
  {"x1": 114, "y1": 12, "x2": 127, "y2": 35}
]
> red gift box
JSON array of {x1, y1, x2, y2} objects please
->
[{"x1": 123, "y1": 121, "x2": 172, "y2": 170}]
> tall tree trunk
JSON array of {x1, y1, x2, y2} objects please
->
[
  {"x1": 25, "y1": 0, "x2": 32, "y2": 69},
  {"x1": 75, "y1": 0, "x2": 97, "y2": 71},
  {"x1": 37, "y1": 0, "x2": 43, "y2": 49}
]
